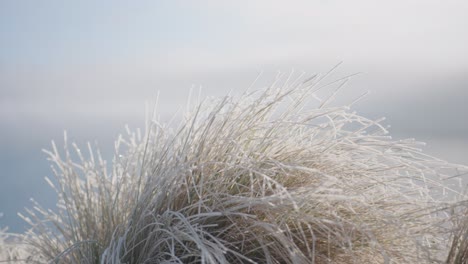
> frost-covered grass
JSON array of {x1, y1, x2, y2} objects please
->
[
  {"x1": 446, "y1": 199, "x2": 468, "y2": 263},
  {"x1": 1, "y1": 70, "x2": 468, "y2": 263},
  {"x1": 0, "y1": 227, "x2": 36, "y2": 263}
]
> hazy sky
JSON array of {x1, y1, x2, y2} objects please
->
[
  {"x1": 1, "y1": 1, "x2": 467, "y2": 131},
  {"x1": 2, "y1": 1, "x2": 467, "y2": 110},
  {"x1": 1, "y1": 0, "x2": 467, "y2": 231}
]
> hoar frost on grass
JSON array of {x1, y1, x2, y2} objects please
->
[
  {"x1": 2, "y1": 69, "x2": 468, "y2": 263},
  {"x1": 0, "y1": 226, "x2": 39, "y2": 263}
]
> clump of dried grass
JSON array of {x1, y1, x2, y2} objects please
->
[
  {"x1": 5, "y1": 70, "x2": 468, "y2": 263},
  {"x1": 0, "y1": 227, "x2": 37, "y2": 263},
  {"x1": 447, "y1": 200, "x2": 468, "y2": 264},
  {"x1": 0, "y1": 227, "x2": 19, "y2": 262}
]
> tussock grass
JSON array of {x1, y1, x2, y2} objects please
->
[
  {"x1": 447, "y1": 200, "x2": 468, "y2": 263},
  {"x1": 0, "y1": 227, "x2": 36, "y2": 263},
  {"x1": 2, "y1": 70, "x2": 468, "y2": 263},
  {"x1": 0, "y1": 227, "x2": 20, "y2": 262}
]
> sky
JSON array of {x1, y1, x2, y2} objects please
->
[{"x1": 1, "y1": 0, "x2": 467, "y2": 232}]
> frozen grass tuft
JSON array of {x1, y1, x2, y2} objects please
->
[
  {"x1": 3, "y1": 70, "x2": 468, "y2": 263},
  {"x1": 447, "y1": 199, "x2": 468, "y2": 263},
  {"x1": 0, "y1": 226, "x2": 38, "y2": 263}
]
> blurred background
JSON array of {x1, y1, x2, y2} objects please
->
[{"x1": 1, "y1": 0, "x2": 467, "y2": 232}]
